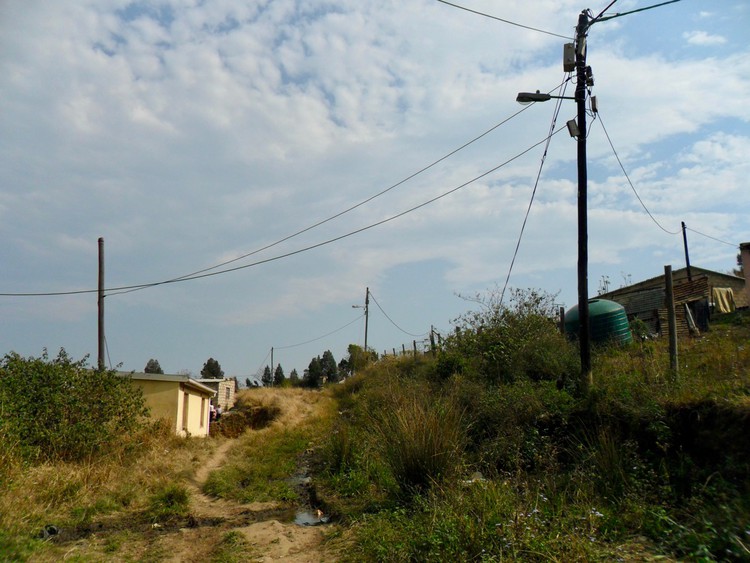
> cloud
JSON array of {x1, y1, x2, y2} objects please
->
[{"x1": 683, "y1": 30, "x2": 727, "y2": 46}]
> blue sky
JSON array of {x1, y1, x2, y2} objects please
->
[{"x1": 1, "y1": 0, "x2": 748, "y2": 380}]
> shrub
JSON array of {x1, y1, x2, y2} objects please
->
[
  {"x1": 369, "y1": 387, "x2": 466, "y2": 497},
  {"x1": 0, "y1": 349, "x2": 148, "y2": 462},
  {"x1": 446, "y1": 287, "x2": 578, "y2": 385}
]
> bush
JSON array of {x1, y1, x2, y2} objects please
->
[
  {"x1": 369, "y1": 387, "x2": 466, "y2": 497},
  {"x1": 446, "y1": 287, "x2": 578, "y2": 385},
  {"x1": 0, "y1": 349, "x2": 148, "y2": 462}
]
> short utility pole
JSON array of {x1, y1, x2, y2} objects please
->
[
  {"x1": 352, "y1": 287, "x2": 370, "y2": 352},
  {"x1": 517, "y1": 10, "x2": 593, "y2": 387}
]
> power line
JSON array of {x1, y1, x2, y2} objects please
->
[
  {"x1": 684, "y1": 227, "x2": 737, "y2": 248},
  {"x1": 368, "y1": 291, "x2": 427, "y2": 338},
  {"x1": 274, "y1": 313, "x2": 364, "y2": 350},
  {"x1": 0, "y1": 129, "x2": 566, "y2": 298},
  {"x1": 597, "y1": 112, "x2": 681, "y2": 235},
  {"x1": 107, "y1": 104, "x2": 541, "y2": 298},
  {"x1": 435, "y1": 0, "x2": 572, "y2": 40},
  {"x1": 594, "y1": 0, "x2": 682, "y2": 24},
  {"x1": 500, "y1": 76, "x2": 570, "y2": 306}
]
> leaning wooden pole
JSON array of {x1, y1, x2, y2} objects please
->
[{"x1": 665, "y1": 265, "x2": 678, "y2": 378}]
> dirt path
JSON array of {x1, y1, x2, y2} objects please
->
[{"x1": 162, "y1": 388, "x2": 336, "y2": 562}]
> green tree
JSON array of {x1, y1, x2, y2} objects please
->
[
  {"x1": 144, "y1": 358, "x2": 164, "y2": 374},
  {"x1": 340, "y1": 344, "x2": 377, "y2": 377},
  {"x1": 0, "y1": 349, "x2": 148, "y2": 462},
  {"x1": 289, "y1": 369, "x2": 300, "y2": 387},
  {"x1": 302, "y1": 357, "x2": 323, "y2": 388},
  {"x1": 320, "y1": 350, "x2": 339, "y2": 383},
  {"x1": 273, "y1": 364, "x2": 285, "y2": 386},
  {"x1": 201, "y1": 357, "x2": 224, "y2": 379},
  {"x1": 261, "y1": 365, "x2": 273, "y2": 387}
]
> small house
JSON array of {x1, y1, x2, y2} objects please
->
[
  {"x1": 123, "y1": 373, "x2": 215, "y2": 437},
  {"x1": 194, "y1": 377, "x2": 238, "y2": 411},
  {"x1": 597, "y1": 245, "x2": 748, "y2": 337}
]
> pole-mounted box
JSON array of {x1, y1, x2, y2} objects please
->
[{"x1": 563, "y1": 43, "x2": 575, "y2": 72}]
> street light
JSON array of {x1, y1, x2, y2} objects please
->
[
  {"x1": 515, "y1": 91, "x2": 574, "y2": 105},
  {"x1": 516, "y1": 11, "x2": 592, "y2": 389}
]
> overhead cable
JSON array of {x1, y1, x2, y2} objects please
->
[
  {"x1": 369, "y1": 291, "x2": 428, "y2": 338},
  {"x1": 435, "y1": 0, "x2": 572, "y2": 39},
  {"x1": 594, "y1": 0, "x2": 682, "y2": 24},
  {"x1": 274, "y1": 313, "x2": 365, "y2": 350},
  {"x1": 684, "y1": 228, "x2": 737, "y2": 248},
  {"x1": 499, "y1": 76, "x2": 570, "y2": 306},
  {"x1": 597, "y1": 112, "x2": 681, "y2": 235},
  {"x1": 0, "y1": 129, "x2": 566, "y2": 298},
  {"x1": 107, "y1": 103, "x2": 544, "y2": 298}
]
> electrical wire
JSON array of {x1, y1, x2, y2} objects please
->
[
  {"x1": 435, "y1": 0, "x2": 572, "y2": 40},
  {"x1": 274, "y1": 313, "x2": 364, "y2": 350},
  {"x1": 499, "y1": 77, "x2": 570, "y2": 306},
  {"x1": 596, "y1": 112, "x2": 681, "y2": 235},
  {"x1": 368, "y1": 291, "x2": 428, "y2": 338},
  {"x1": 0, "y1": 128, "x2": 567, "y2": 298},
  {"x1": 106, "y1": 103, "x2": 544, "y2": 298},
  {"x1": 684, "y1": 227, "x2": 737, "y2": 248},
  {"x1": 253, "y1": 348, "x2": 271, "y2": 377},
  {"x1": 594, "y1": 0, "x2": 682, "y2": 24}
]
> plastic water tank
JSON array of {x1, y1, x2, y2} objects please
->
[{"x1": 564, "y1": 299, "x2": 632, "y2": 345}]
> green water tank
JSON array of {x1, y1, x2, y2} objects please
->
[{"x1": 564, "y1": 299, "x2": 632, "y2": 345}]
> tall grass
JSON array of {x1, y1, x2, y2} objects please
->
[
  {"x1": 370, "y1": 389, "x2": 466, "y2": 496},
  {"x1": 317, "y1": 304, "x2": 750, "y2": 561}
]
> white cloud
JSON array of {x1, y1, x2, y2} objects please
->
[{"x1": 683, "y1": 30, "x2": 727, "y2": 46}]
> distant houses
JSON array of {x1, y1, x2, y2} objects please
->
[{"x1": 193, "y1": 377, "x2": 238, "y2": 411}]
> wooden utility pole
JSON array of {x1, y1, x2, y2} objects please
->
[
  {"x1": 364, "y1": 287, "x2": 370, "y2": 353},
  {"x1": 98, "y1": 237, "x2": 105, "y2": 370},
  {"x1": 575, "y1": 10, "x2": 592, "y2": 388},
  {"x1": 665, "y1": 265, "x2": 678, "y2": 377},
  {"x1": 681, "y1": 221, "x2": 692, "y2": 281}
]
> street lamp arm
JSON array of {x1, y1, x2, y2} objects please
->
[{"x1": 516, "y1": 90, "x2": 576, "y2": 104}]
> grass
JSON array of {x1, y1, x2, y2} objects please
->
[
  {"x1": 315, "y1": 319, "x2": 750, "y2": 561},
  {"x1": 203, "y1": 388, "x2": 337, "y2": 504},
  {"x1": 0, "y1": 418, "x2": 219, "y2": 561},
  {"x1": 1, "y1": 309, "x2": 747, "y2": 561}
]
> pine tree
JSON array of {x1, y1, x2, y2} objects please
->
[
  {"x1": 144, "y1": 358, "x2": 164, "y2": 374},
  {"x1": 200, "y1": 357, "x2": 224, "y2": 379},
  {"x1": 261, "y1": 365, "x2": 272, "y2": 387},
  {"x1": 274, "y1": 364, "x2": 285, "y2": 386}
]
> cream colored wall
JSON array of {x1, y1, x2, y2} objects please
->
[
  {"x1": 179, "y1": 390, "x2": 210, "y2": 437},
  {"x1": 132, "y1": 379, "x2": 181, "y2": 434},
  {"x1": 133, "y1": 380, "x2": 212, "y2": 437}
]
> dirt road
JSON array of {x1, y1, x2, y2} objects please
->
[{"x1": 168, "y1": 388, "x2": 337, "y2": 562}]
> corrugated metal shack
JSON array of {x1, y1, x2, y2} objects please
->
[{"x1": 598, "y1": 266, "x2": 745, "y2": 337}]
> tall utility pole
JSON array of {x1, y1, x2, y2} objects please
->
[
  {"x1": 575, "y1": 11, "x2": 592, "y2": 386},
  {"x1": 516, "y1": 10, "x2": 594, "y2": 388},
  {"x1": 98, "y1": 237, "x2": 105, "y2": 370}
]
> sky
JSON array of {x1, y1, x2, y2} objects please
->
[{"x1": 1, "y1": 0, "x2": 748, "y2": 381}]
